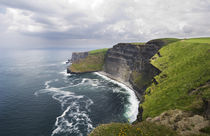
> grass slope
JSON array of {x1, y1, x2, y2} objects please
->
[
  {"x1": 70, "y1": 48, "x2": 108, "y2": 73},
  {"x1": 142, "y1": 37, "x2": 210, "y2": 119},
  {"x1": 89, "y1": 122, "x2": 178, "y2": 136},
  {"x1": 88, "y1": 48, "x2": 108, "y2": 55}
]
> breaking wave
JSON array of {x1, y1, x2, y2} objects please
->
[
  {"x1": 59, "y1": 70, "x2": 71, "y2": 77},
  {"x1": 94, "y1": 72, "x2": 139, "y2": 123}
]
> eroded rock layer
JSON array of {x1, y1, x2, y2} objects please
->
[{"x1": 103, "y1": 40, "x2": 166, "y2": 98}]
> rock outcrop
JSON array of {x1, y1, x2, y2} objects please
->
[
  {"x1": 146, "y1": 109, "x2": 210, "y2": 135},
  {"x1": 71, "y1": 52, "x2": 88, "y2": 63},
  {"x1": 67, "y1": 52, "x2": 89, "y2": 73}
]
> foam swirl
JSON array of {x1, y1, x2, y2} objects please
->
[{"x1": 35, "y1": 79, "x2": 94, "y2": 136}]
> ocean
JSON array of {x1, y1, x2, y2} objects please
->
[{"x1": 0, "y1": 48, "x2": 139, "y2": 136}]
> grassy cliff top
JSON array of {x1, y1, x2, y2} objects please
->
[
  {"x1": 88, "y1": 48, "x2": 108, "y2": 55},
  {"x1": 142, "y1": 37, "x2": 210, "y2": 119},
  {"x1": 130, "y1": 42, "x2": 145, "y2": 45}
]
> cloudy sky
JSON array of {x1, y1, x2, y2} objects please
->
[{"x1": 0, "y1": 0, "x2": 210, "y2": 49}]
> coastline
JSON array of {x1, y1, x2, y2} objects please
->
[
  {"x1": 94, "y1": 71, "x2": 140, "y2": 123},
  {"x1": 96, "y1": 71, "x2": 142, "y2": 100}
]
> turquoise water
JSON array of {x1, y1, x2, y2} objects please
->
[{"x1": 0, "y1": 49, "x2": 138, "y2": 136}]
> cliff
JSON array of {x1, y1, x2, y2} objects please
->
[
  {"x1": 103, "y1": 42, "x2": 163, "y2": 97},
  {"x1": 102, "y1": 39, "x2": 181, "y2": 121},
  {"x1": 68, "y1": 48, "x2": 108, "y2": 73},
  {"x1": 71, "y1": 52, "x2": 88, "y2": 63},
  {"x1": 69, "y1": 39, "x2": 181, "y2": 119},
  {"x1": 68, "y1": 37, "x2": 210, "y2": 136}
]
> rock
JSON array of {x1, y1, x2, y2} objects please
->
[
  {"x1": 146, "y1": 117, "x2": 152, "y2": 121},
  {"x1": 177, "y1": 115, "x2": 209, "y2": 135},
  {"x1": 137, "y1": 105, "x2": 144, "y2": 122},
  {"x1": 67, "y1": 68, "x2": 71, "y2": 73},
  {"x1": 71, "y1": 52, "x2": 88, "y2": 63},
  {"x1": 67, "y1": 52, "x2": 89, "y2": 73},
  {"x1": 147, "y1": 109, "x2": 210, "y2": 135},
  {"x1": 203, "y1": 99, "x2": 210, "y2": 119},
  {"x1": 103, "y1": 40, "x2": 165, "y2": 95}
]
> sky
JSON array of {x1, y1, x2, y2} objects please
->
[{"x1": 0, "y1": 0, "x2": 210, "y2": 49}]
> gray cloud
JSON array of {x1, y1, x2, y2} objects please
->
[{"x1": 0, "y1": 0, "x2": 210, "y2": 48}]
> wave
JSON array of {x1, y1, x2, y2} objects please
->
[
  {"x1": 94, "y1": 72, "x2": 139, "y2": 123},
  {"x1": 35, "y1": 79, "x2": 94, "y2": 136},
  {"x1": 69, "y1": 78, "x2": 101, "y2": 88},
  {"x1": 59, "y1": 70, "x2": 71, "y2": 77},
  {"x1": 61, "y1": 61, "x2": 67, "y2": 65},
  {"x1": 61, "y1": 61, "x2": 72, "y2": 66}
]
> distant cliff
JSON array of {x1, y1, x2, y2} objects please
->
[
  {"x1": 71, "y1": 52, "x2": 89, "y2": 63},
  {"x1": 68, "y1": 49, "x2": 108, "y2": 73}
]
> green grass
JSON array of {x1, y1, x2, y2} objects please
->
[
  {"x1": 131, "y1": 71, "x2": 154, "y2": 90},
  {"x1": 184, "y1": 37, "x2": 210, "y2": 44},
  {"x1": 130, "y1": 42, "x2": 145, "y2": 45},
  {"x1": 89, "y1": 121, "x2": 178, "y2": 136},
  {"x1": 88, "y1": 48, "x2": 108, "y2": 55},
  {"x1": 142, "y1": 37, "x2": 210, "y2": 119},
  {"x1": 149, "y1": 38, "x2": 181, "y2": 44},
  {"x1": 70, "y1": 49, "x2": 108, "y2": 73}
]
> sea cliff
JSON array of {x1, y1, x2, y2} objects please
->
[
  {"x1": 68, "y1": 39, "x2": 181, "y2": 120},
  {"x1": 68, "y1": 37, "x2": 210, "y2": 136},
  {"x1": 68, "y1": 49, "x2": 108, "y2": 73}
]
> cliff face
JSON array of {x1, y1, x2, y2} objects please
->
[
  {"x1": 103, "y1": 40, "x2": 166, "y2": 97},
  {"x1": 71, "y1": 52, "x2": 88, "y2": 63}
]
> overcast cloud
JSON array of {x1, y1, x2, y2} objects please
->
[{"x1": 0, "y1": 0, "x2": 210, "y2": 48}]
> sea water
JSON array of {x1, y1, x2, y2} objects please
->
[{"x1": 0, "y1": 48, "x2": 139, "y2": 136}]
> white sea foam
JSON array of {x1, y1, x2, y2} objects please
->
[
  {"x1": 61, "y1": 61, "x2": 67, "y2": 64},
  {"x1": 94, "y1": 72, "x2": 139, "y2": 123},
  {"x1": 35, "y1": 78, "x2": 94, "y2": 136},
  {"x1": 59, "y1": 70, "x2": 71, "y2": 76},
  {"x1": 69, "y1": 78, "x2": 100, "y2": 88},
  {"x1": 112, "y1": 88, "x2": 126, "y2": 94}
]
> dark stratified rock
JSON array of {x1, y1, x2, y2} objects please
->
[
  {"x1": 203, "y1": 99, "x2": 210, "y2": 119},
  {"x1": 103, "y1": 40, "x2": 166, "y2": 97},
  {"x1": 71, "y1": 52, "x2": 88, "y2": 63}
]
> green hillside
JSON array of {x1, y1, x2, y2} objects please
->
[{"x1": 142, "y1": 38, "x2": 210, "y2": 119}]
